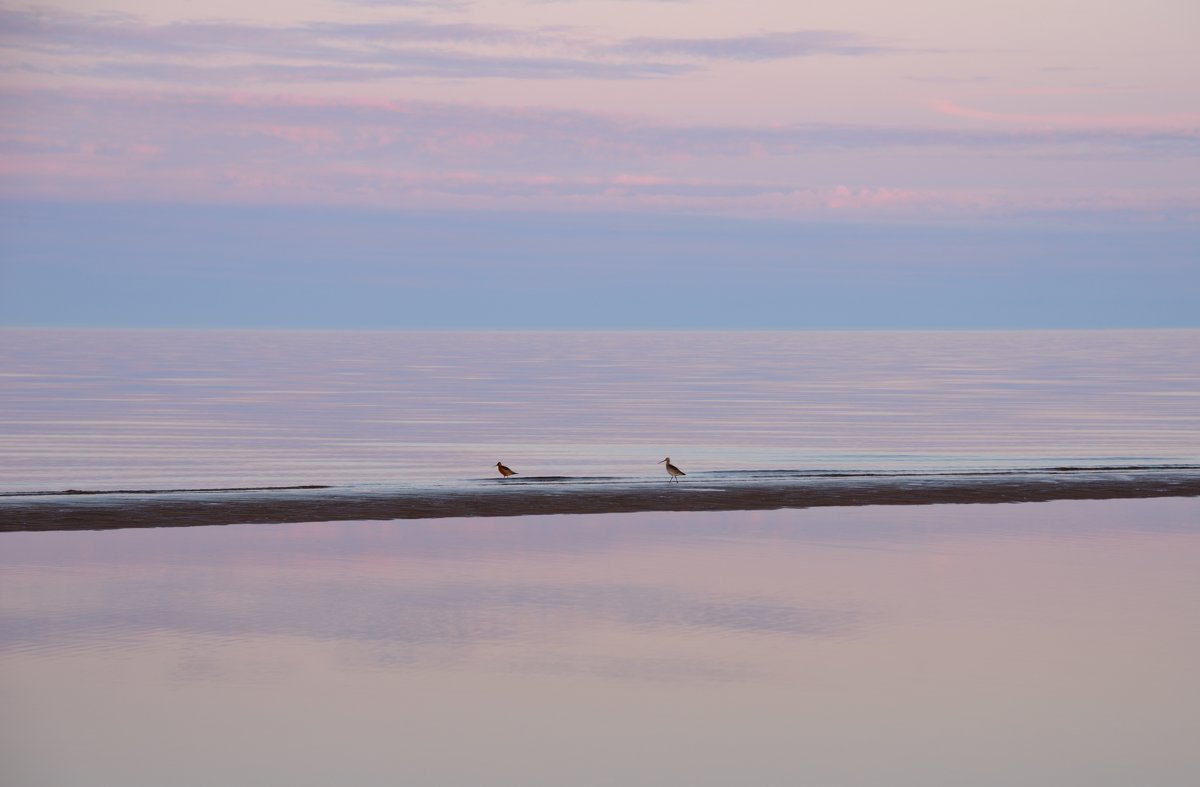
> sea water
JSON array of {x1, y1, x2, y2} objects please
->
[
  {"x1": 2, "y1": 328, "x2": 1197, "y2": 493},
  {"x1": 3, "y1": 328, "x2": 1199, "y2": 785},
  {"x1": 2, "y1": 499, "x2": 1198, "y2": 786}
]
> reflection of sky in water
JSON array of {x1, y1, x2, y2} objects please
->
[
  {"x1": 1, "y1": 328, "x2": 1198, "y2": 491},
  {"x1": 2, "y1": 498, "x2": 1199, "y2": 785}
]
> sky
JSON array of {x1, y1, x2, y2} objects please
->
[{"x1": 1, "y1": 0, "x2": 1197, "y2": 328}]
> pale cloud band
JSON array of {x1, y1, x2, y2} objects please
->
[
  {"x1": 3, "y1": 86, "x2": 1197, "y2": 221},
  {"x1": 611, "y1": 30, "x2": 890, "y2": 60},
  {"x1": 0, "y1": 6, "x2": 896, "y2": 86}
]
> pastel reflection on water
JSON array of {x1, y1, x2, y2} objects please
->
[{"x1": 2, "y1": 498, "x2": 1199, "y2": 786}]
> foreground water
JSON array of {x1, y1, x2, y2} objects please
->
[
  {"x1": 2, "y1": 498, "x2": 1198, "y2": 786},
  {"x1": 2, "y1": 328, "x2": 1198, "y2": 494}
]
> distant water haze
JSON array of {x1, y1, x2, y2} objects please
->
[{"x1": 1, "y1": 328, "x2": 1197, "y2": 493}]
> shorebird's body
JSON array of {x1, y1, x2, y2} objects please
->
[
  {"x1": 659, "y1": 457, "x2": 685, "y2": 482},
  {"x1": 496, "y1": 461, "x2": 517, "y2": 478}
]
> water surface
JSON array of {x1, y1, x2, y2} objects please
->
[
  {"x1": 2, "y1": 328, "x2": 1197, "y2": 494},
  {"x1": 2, "y1": 498, "x2": 1198, "y2": 786}
]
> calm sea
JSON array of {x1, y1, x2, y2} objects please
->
[
  {"x1": 4, "y1": 327, "x2": 1200, "y2": 785},
  {"x1": 2, "y1": 328, "x2": 1198, "y2": 493},
  {"x1": 3, "y1": 498, "x2": 1199, "y2": 785}
]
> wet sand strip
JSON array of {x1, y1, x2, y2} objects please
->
[{"x1": 3, "y1": 472, "x2": 1199, "y2": 532}]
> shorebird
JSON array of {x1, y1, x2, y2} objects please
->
[
  {"x1": 658, "y1": 457, "x2": 686, "y2": 482},
  {"x1": 495, "y1": 461, "x2": 517, "y2": 478}
]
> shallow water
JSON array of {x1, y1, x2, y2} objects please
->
[
  {"x1": 2, "y1": 328, "x2": 1198, "y2": 493},
  {"x1": 2, "y1": 498, "x2": 1198, "y2": 786}
]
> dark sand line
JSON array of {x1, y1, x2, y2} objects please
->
[
  {"x1": 3, "y1": 472, "x2": 1199, "y2": 532},
  {"x1": 0, "y1": 484, "x2": 332, "y2": 498}
]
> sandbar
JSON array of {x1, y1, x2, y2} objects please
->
[{"x1": 3, "y1": 467, "x2": 1198, "y2": 532}]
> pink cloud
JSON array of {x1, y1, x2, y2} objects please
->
[
  {"x1": 3, "y1": 86, "x2": 1198, "y2": 224},
  {"x1": 931, "y1": 99, "x2": 1200, "y2": 130},
  {"x1": 826, "y1": 185, "x2": 922, "y2": 209},
  {"x1": 611, "y1": 174, "x2": 670, "y2": 186}
]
